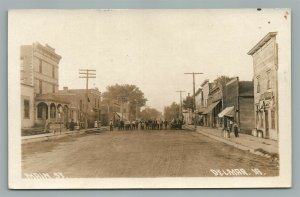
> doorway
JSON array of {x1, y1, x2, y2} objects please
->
[{"x1": 265, "y1": 110, "x2": 269, "y2": 138}]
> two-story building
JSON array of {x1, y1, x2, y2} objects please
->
[{"x1": 247, "y1": 32, "x2": 279, "y2": 140}]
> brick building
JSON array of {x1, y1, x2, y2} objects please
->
[
  {"x1": 55, "y1": 87, "x2": 102, "y2": 128},
  {"x1": 247, "y1": 32, "x2": 279, "y2": 140}
]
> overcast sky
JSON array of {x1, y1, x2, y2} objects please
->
[{"x1": 9, "y1": 9, "x2": 290, "y2": 112}]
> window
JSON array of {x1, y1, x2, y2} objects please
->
[
  {"x1": 98, "y1": 99, "x2": 100, "y2": 108},
  {"x1": 52, "y1": 66, "x2": 55, "y2": 78},
  {"x1": 39, "y1": 59, "x2": 42, "y2": 73},
  {"x1": 260, "y1": 112, "x2": 264, "y2": 127},
  {"x1": 37, "y1": 104, "x2": 43, "y2": 118},
  {"x1": 52, "y1": 85, "x2": 56, "y2": 93},
  {"x1": 271, "y1": 110, "x2": 276, "y2": 129},
  {"x1": 39, "y1": 80, "x2": 42, "y2": 94},
  {"x1": 80, "y1": 100, "x2": 83, "y2": 111},
  {"x1": 257, "y1": 79, "x2": 260, "y2": 93},
  {"x1": 50, "y1": 104, "x2": 56, "y2": 118},
  {"x1": 24, "y1": 99, "x2": 30, "y2": 118},
  {"x1": 20, "y1": 57, "x2": 24, "y2": 71},
  {"x1": 95, "y1": 98, "x2": 97, "y2": 108},
  {"x1": 267, "y1": 71, "x2": 272, "y2": 89}
]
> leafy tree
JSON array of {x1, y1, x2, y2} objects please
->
[
  {"x1": 182, "y1": 94, "x2": 194, "y2": 112},
  {"x1": 140, "y1": 107, "x2": 162, "y2": 120},
  {"x1": 164, "y1": 102, "x2": 180, "y2": 121},
  {"x1": 214, "y1": 75, "x2": 232, "y2": 94},
  {"x1": 102, "y1": 84, "x2": 147, "y2": 119}
]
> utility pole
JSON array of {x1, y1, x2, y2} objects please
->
[
  {"x1": 176, "y1": 90, "x2": 185, "y2": 115},
  {"x1": 79, "y1": 69, "x2": 96, "y2": 129},
  {"x1": 184, "y1": 72, "x2": 203, "y2": 130}
]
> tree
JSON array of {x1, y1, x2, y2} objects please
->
[
  {"x1": 182, "y1": 94, "x2": 194, "y2": 112},
  {"x1": 102, "y1": 84, "x2": 147, "y2": 119},
  {"x1": 164, "y1": 102, "x2": 180, "y2": 121},
  {"x1": 214, "y1": 75, "x2": 232, "y2": 94},
  {"x1": 140, "y1": 107, "x2": 162, "y2": 120}
]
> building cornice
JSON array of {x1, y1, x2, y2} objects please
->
[{"x1": 247, "y1": 32, "x2": 277, "y2": 56}]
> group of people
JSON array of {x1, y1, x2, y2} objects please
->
[
  {"x1": 109, "y1": 119, "x2": 169, "y2": 131},
  {"x1": 224, "y1": 119, "x2": 240, "y2": 138}
]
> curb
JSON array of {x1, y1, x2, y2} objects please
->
[
  {"x1": 21, "y1": 130, "x2": 86, "y2": 144},
  {"x1": 21, "y1": 127, "x2": 108, "y2": 144},
  {"x1": 196, "y1": 130, "x2": 278, "y2": 160}
]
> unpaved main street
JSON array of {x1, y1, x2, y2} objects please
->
[{"x1": 22, "y1": 129, "x2": 279, "y2": 178}]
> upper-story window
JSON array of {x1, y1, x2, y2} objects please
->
[
  {"x1": 52, "y1": 66, "x2": 55, "y2": 78},
  {"x1": 39, "y1": 80, "x2": 42, "y2": 94},
  {"x1": 39, "y1": 59, "x2": 43, "y2": 73},
  {"x1": 267, "y1": 70, "x2": 272, "y2": 89},
  {"x1": 24, "y1": 99, "x2": 30, "y2": 118},
  {"x1": 20, "y1": 57, "x2": 24, "y2": 71},
  {"x1": 256, "y1": 76, "x2": 260, "y2": 93}
]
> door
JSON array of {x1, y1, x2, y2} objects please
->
[{"x1": 265, "y1": 110, "x2": 269, "y2": 138}]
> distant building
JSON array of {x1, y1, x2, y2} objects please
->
[
  {"x1": 247, "y1": 32, "x2": 279, "y2": 140},
  {"x1": 200, "y1": 80, "x2": 213, "y2": 126},
  {"x1": 20, "y1": 42, "x2": 66, "y2": 129},
  {"x1": 55, "y1": 87, "x2": 102, "y2": 128},
  {"x1": 218, "y1": 77, "x2": 254, "y2": 134},
  {"x1": 203, "y1": 82, "x2": 223, "y2": 128}
]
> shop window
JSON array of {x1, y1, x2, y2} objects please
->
[
  {"x1": 24, "y1": 99, "x2": 30, "y2": 118},
  {"x1": 271, "y1": 110, "x2": 276, "y2": 129}
]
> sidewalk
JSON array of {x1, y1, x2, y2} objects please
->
[
  {"x1": 22, "y1": 127, "x2": 108, "y2": 144},
  {"x1": 186, "y1": 125, "x2": 278, "y2": 159}
]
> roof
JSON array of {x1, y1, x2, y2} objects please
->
[
  {"x1": 202, "y1": 101, "x2": 221, "y2": 115},
  {"x1": 35, "y1": 93, "x2": 70, "y2": 104},
  {"x1": 247, "y1": 32, "x2": 277, "y2": 55},
  {"x1": 218, "y1": 106, "x2": 235, "y2": 118}
]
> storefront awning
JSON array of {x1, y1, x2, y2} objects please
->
[
  {"x1": 114, "y1": 112, "x2": 122, "y2": 117},
  {"x1": 202, "y1": 101, "x2": 221, "y2": 115},
  {"x1": 218, "y1": 106, "x2": 235, "y2": 118}
]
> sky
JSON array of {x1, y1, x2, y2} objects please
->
[{"x1": 9, "y1": 9, "x2": 290, "y2": 112}]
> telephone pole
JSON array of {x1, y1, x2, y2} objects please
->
[
  {"x1": 184, "y1": 72, "x2": 203, "y2": 130},
  {"x1": 79, "y1": 69, "x2": 96, "y2": 129},
  {"x1": 176, "y1": 90, "x2": 185, "y2": 114}
]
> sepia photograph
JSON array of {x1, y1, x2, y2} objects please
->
[{"x1": 8, "y1": 9, "x2": 291, "y2": 189}]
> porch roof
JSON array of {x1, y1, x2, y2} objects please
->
[{"x1": 35, "y1": 93, "x2": 70, "y2": 104}]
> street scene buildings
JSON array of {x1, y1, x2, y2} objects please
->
[{"x1": 13, "y1": 10, "x2": 290, "y2": 185}]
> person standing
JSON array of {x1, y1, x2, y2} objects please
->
[
  {"x1": 164, "y1": 120, "x2": 168, "y2": 130},
  {"x1": 233, "y1": 121, "x2": 239, "y2": 137},
  {"x1": 109, "y1": 120, "x2": 114, "y2": 131}
]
